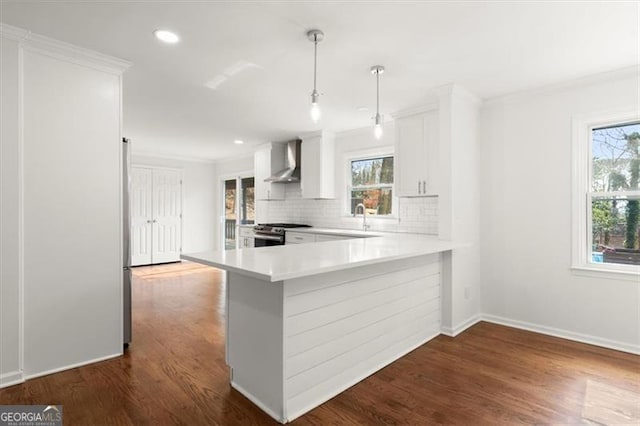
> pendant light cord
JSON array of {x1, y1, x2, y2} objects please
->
[
  {"x1": 313, "y1": 35, "x2": 318, "y2": 92},
  {"x1": 376, "y1": 69, "x2": 380, "y2": 115}
]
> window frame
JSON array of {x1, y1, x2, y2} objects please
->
[
  {"x1": 571, "y1": 109, "x2": 640, "y2": 279},
  {"x1": 344, "y1": 148, "x2": 397, "y2": 219}
]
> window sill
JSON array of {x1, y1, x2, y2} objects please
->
[{"x1": 571, "y1": 265, "x2": 640, "y2": 282}]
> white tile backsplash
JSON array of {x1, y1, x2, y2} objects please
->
[{"x1": 258, "y1": 183, "x2": 438, "y2": 235}]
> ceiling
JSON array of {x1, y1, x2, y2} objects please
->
[{"x1": 1, "y1": 1, "x2": 637, "y2": 161}]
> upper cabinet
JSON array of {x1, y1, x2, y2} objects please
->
[
  {"x1": 254, "y1": 143, "x2": 285, "y2": 200},
  {"x1": 301, "y1": 131, "x2": 335, "y2": 199},
  {"x1": 394, "y1": 108, "x2": 439, "y2": 197}
]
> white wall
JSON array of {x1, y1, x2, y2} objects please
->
[
  {"x1": 22, "y1": 47, "x2": 125, "y2": 377},
  {"x1": 0, "y1": 34, "x2": 22, "y2": 386},
  {"x1": 216, "y1": 155, "x2": 253, "y2": 178},
  {"x1": 1, "y1": 24, "x2": 130, "y2": 387},
  {"x1": 480, "y1": 71, "x2": 640, "y2": 352},
  {"x1": 131, "y1": 155, "x2": 217, "y2": 253}
]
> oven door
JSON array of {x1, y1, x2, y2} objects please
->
[{"x1": 254, "y1": 234, "x2": 284, "y2": 247}]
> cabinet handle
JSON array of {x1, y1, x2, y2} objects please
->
[
  {"x1": 268, "y1": 189, "x2": 271, "y2": 199},
  {"x1": 422, "y1": 181, "x2": 426, "y2": 194},
  {"x1": 417, "y1": 181, "x2": 421, "y2": 194}
]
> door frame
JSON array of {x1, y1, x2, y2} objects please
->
[
  {"x1": 131, "y1": 164, "x2": 183, "y2": 264},
  {"x1": 218, "y1": 170, "x2": 253, "y2": 251}
]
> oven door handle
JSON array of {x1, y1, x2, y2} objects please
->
[{"x1": 254, "y1": 234, "x2": 284, "y2": 241}]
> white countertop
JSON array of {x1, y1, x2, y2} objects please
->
[{"x1": 182, "y1": 233, "x2": 465, "y2": 282}]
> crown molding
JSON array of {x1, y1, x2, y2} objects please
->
[
  {"x1": 391, "y1": 101, "x2": 439, "y2": 119},
  {"x1": 131, "y1": 150, "x2": 217, "y2": 164},
  {"x1": 0, "y1": 22, "x2": 131, "y2": 75},
  {"x1": 212, "y1": 153, "x2": 255, "y2": 165},
  {"x1": 434, "y1": 83, "x2": 483, "y2": 107},
  {"x1": 0, "y1": 23, "x2": 30, "y2": 41},
  {"x1": 483, "y1": 65, "x2": 640, "y2": 107},
  {"x1": 298, "y1": 130, "x2": 335, "y2": 140}
]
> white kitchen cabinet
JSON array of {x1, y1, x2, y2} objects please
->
[
  {"x1": 301, "y1": 131, "x2": 335, "y2": 199},
  {"x1": 285, "y1": 232, "x2": 315, "y2": 245},
  {"x1": 255, "y1": 144, "x2": 285, "y2": 200},
  {"x1": 315, "y1": 234, "x2": 349, "y2": 242},
  {"x1": 394, "y1": 109, "x2": 439, "y2": 197},
  {"x1": 238, "y1": 226, "x2": 255, "y2": 248}
]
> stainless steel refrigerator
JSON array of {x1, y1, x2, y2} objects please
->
[{"x1": 123, "y1": 137, "x2": 132, "y2": 347}]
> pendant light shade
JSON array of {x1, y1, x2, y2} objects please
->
[
  {"x1": 307, "y1": 29, "x2": 324, "y2": 123},
  {"x1": 371, "y1": 65, "x2": 385, "y2": 140}
]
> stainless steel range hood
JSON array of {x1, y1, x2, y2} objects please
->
[{"x1": 265, "y1": 139, "x2": 301, "y2": 183}]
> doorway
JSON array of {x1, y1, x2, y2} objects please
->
[
  {"x1": 222, "y1": 175, "x2": 255, "y2": 250},
  {"x1": 130, "y1": 166, "x2": 183, "y2": 265}
]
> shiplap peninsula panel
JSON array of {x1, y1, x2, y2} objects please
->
[
  {"x1": 223, "y1": 253, "x2": 442, "y2": 423},
  {"x1": 283, "y1": 254, "x2": 441, "y2": 420}
]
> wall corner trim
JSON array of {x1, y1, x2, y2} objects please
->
[{"x1": 441, "y1": 314, "x2": 482, "y2": 337}]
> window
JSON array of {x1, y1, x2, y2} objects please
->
[
  {"x1": 222, "y1": 176, "x2": 255, "y2": 250},
  {"x1": 573, "y1": 111, "x2": 640, "y2": 275},
  {"x1": 590, "y1": 122, "x2": 640, "y2": 266},
  {"x1": 348, "y1": 155, "x2": 394, "y2": 216}
]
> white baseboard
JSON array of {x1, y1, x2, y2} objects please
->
[
  {"x1": 24, "y1": 352, "x2": 122, "y2": 381},
  {"x1": 0, "y1": 371, "x2": 25, "y2": 388},
  {"x1": 481, "y1": 314, "x2": 640, "y2": 355},
  {"x1": 231, "y1": 380, "x2": 285, "y2": 424},
  {"x1": 441, "y1": 314, "x2": 482, "y2": 337}
]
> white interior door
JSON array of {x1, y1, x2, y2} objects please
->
[
  {"x1": 130, "y1": 167, "x2": 153, "y2": 266},
  {"x1": 152, "y1": 169, "x2": 182, "y2": 263}
]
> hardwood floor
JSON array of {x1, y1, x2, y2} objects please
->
[{"x1": 2, "y1": 262, "x2": 638, "y2": 425}]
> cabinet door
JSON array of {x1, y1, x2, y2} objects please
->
[
  {"x1": 254, "y1": 147, "x2": 284, "y2": 200},
  {"x1": 315, "y1": 234, "x2": 349, "y2": 242},
  {"x1": 285, "y1": 232, "x2": 315, "y2": 245},
  {"x1": 395, "y1": 114, "x2": 426, "y2": 197},
  {"x1": 301, "y1": 133, "x2": 335, "y2": 199},
  {"x1": 395, "y1": 111, "x2": 439, "y2": 197},
  {"x1": 254, "y1": 148, "x2": 269, "y2": 200},
  {"x1": 130, "y1": 167, "x2": 153, "y2": 266},
  {"x1": 423, "y1": 110, "x2": 439, "y2": 195},
  {"x1": 152, "y1": 169, "x2": 182, "y2": 263}
]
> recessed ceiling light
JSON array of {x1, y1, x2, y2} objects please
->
[
  {"x1": 154, "y1": 30, "x2": 180, "y2": 44},
  {"x1": 357, "y1": 106, "x2": 369, "y2": 112},
  {"x1": 234, "y1": 139, "x2": 244, "y2": 145}
]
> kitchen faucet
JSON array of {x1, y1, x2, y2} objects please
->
[{"x1": 354, "y1": 203, "x2": 370, "y2": 231}]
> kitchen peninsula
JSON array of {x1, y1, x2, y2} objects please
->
[{"x1": 183, "y1": 233, "x2": 462, "y2": 423}]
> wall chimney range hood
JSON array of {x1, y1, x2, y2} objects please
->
[{"x1": 265, "y1": 139, "x2": 302, "y2": 183}]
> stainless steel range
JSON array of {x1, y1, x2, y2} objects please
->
[{"x1": 254, "y1": 223, "x2": 312, "y2": 247}]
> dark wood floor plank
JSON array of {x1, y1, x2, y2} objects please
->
[{"x1": 1, "y1": 262, "x2": 638, "y2": 425}]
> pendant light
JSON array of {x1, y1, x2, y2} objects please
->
[
  {"x1": 371, "y1": 65, "x2": 385, "y2": 139},
  {"x1": 307, "y1": 29, "x2": 324, "y2": 123}
]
